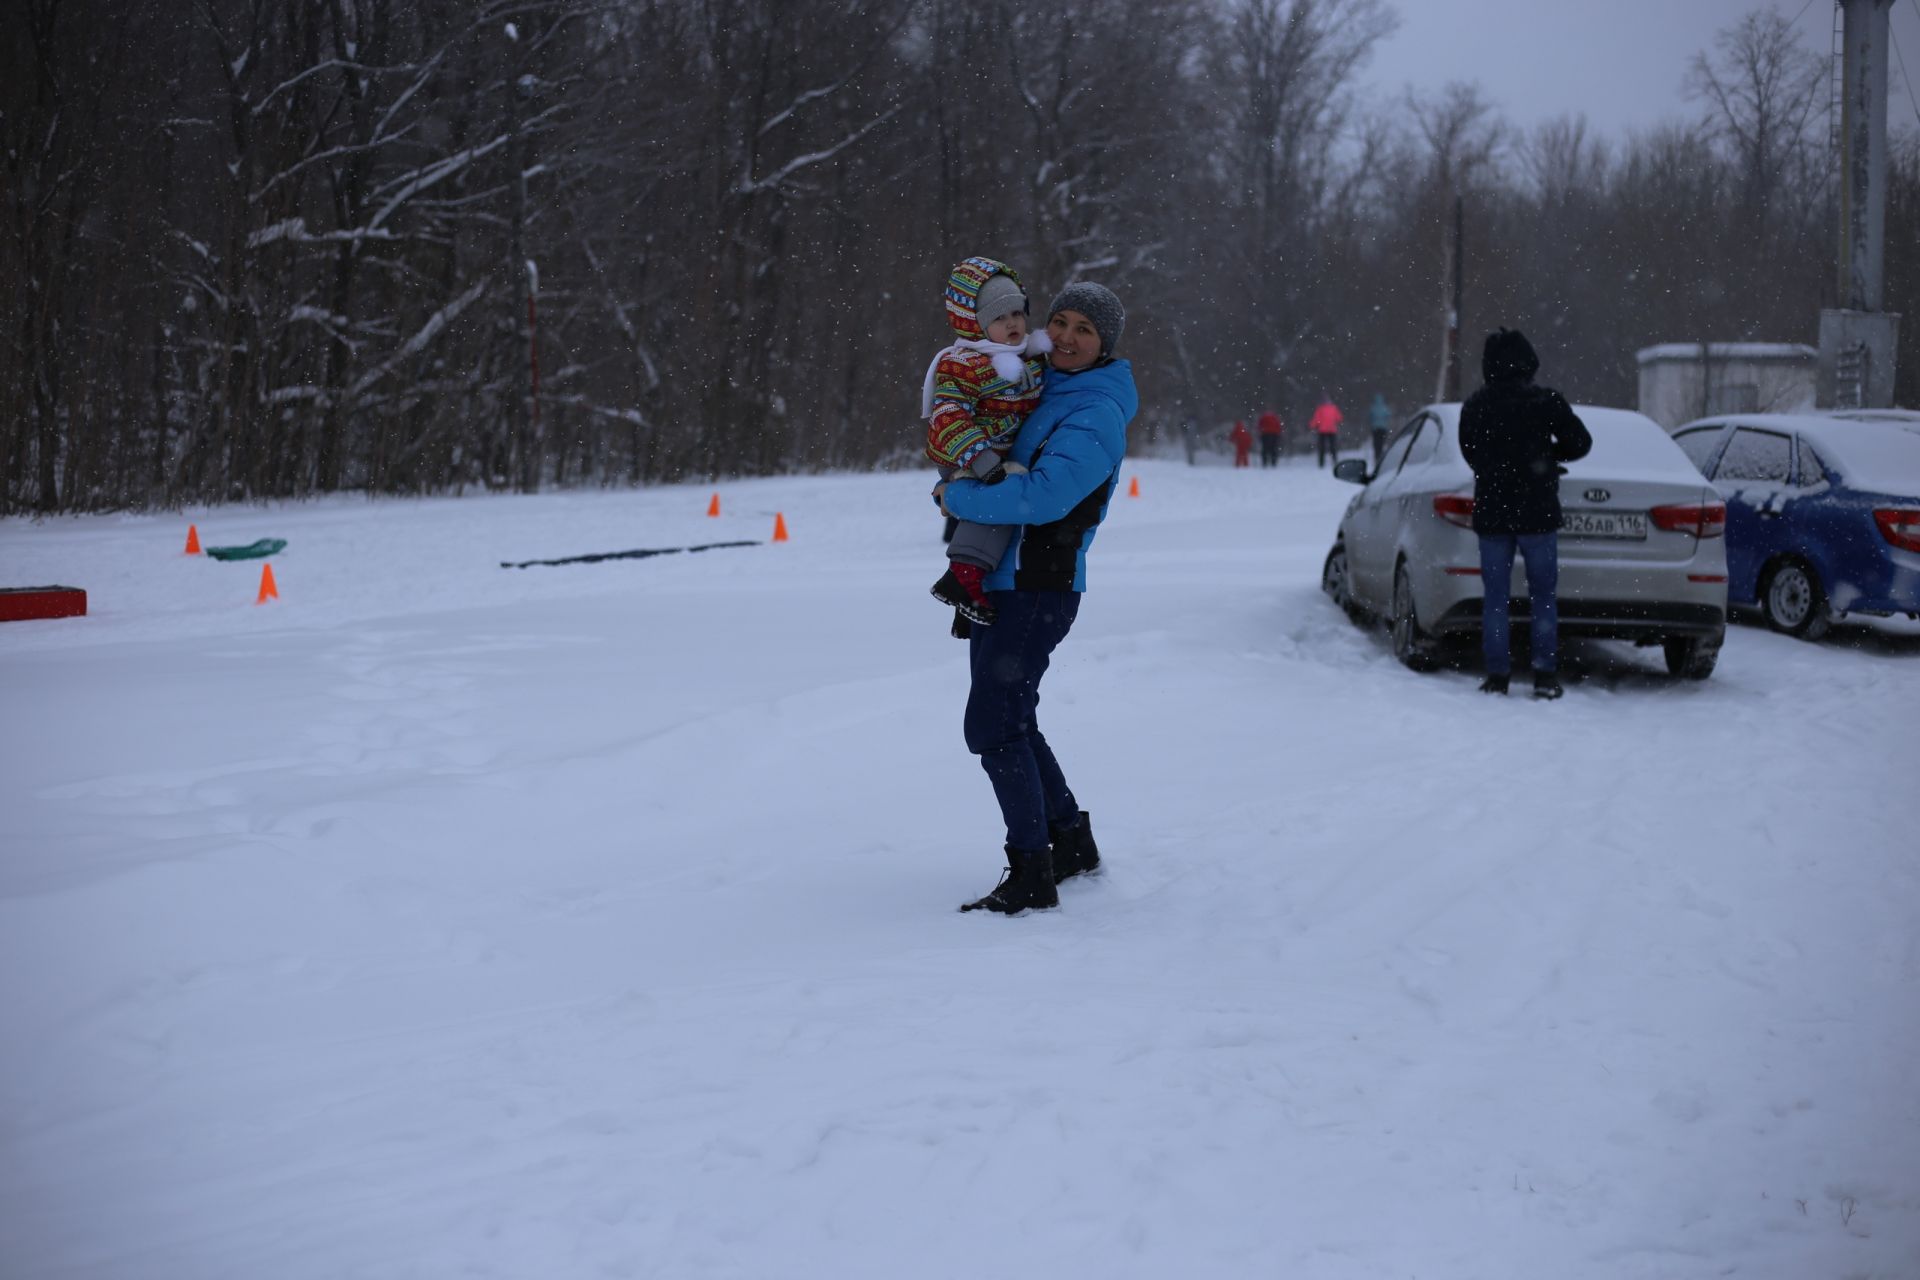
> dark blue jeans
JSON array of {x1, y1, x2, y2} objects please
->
[
  {"x1": 1479, "y1": 532, "x2": 1560, "y2": 675},
  {"x1": 965, "y1": 590, "x2": 1081, "y2": 851}
]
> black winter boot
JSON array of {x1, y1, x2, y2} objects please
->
[
  {"x1": 1478, "y1": 674, "x2": 1509, "y2": 695},
  {"x1": 1049, "y1": 810, "x2": 1101, "y2": 883},
  {"x1": 1532, "y1": 671, "x2": 1564, "y2": 700},
  {"x1": 959, "y1": 845, "x2": 1059, "y2": 914},
  {"x1": 931, "y1": 567, "x2": 996, "y2": 626}
]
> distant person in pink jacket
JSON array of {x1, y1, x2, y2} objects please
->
[{"x1": 1310, "y1": 394, "x2": 1344, "y2": 469}]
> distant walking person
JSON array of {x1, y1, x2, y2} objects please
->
[
  {"x1": 1257, "y1": 409, "x2": 1284, "y2": 468},
  {"x1": 1229, "y1": 419, "x2": 1253, "y2": 469},
  {"x1": 1369, "y1": 393, "x2": 1393, "y2": 466},
  {"x1": 1458, "y1": 328, "x2": 1592, "y2": 700},
  {"x1": 1310, "y1": 394, "x2": 1343, "y2": 468}
]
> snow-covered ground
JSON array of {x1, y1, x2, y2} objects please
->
[{"x1": 3, "y1": 457, "x2": 1916, "y2": 1279}]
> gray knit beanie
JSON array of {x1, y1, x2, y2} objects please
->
[
  {"x1": 972, "y1": 273, "x2": 1027, "y2": 339},
  {"x1": 1047, "y1": 281, "x2": 1126, "y2": 357}
]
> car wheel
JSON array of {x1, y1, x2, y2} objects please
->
[
  {"x1": 1663, "y1": 632, "x2": 1721, "y2": 680},
  {"x1": 1390, "y1": 562, "x2": 1439, "y2": 672},
  {"x1": 1760, "y1": 559, "x2": 1832, "y2": 641},
  {"x1": 1322, "y1": 544, "x2": 1362, "y2": 622}
]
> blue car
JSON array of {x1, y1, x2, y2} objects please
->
[{"x1": 1671, "y1": 412, "x2": 1920, "y2": 638}]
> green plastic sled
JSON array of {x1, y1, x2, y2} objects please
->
[{"x1": 204, "y1": 538, "x2": 287, "y2": 561}]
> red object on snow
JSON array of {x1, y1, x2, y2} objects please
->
[{"x1": 0, "y1": 586, "x2": 87, "y2": 622}]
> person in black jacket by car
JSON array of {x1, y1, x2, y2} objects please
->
[{"x1": 1457, "y1": 329, "x2": 1593, "y2": 700}]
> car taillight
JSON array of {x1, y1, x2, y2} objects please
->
[
  {"x1": 1874, "y1": 508, "x2": 1920, "y2": 553},
  {"x1": 1650, "y1": 502, "x2": 1727, "y2": 538},
  {"x1": 1433, "y1": 494, "x2": 1475, "y2": 529}
]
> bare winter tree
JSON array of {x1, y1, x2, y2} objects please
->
[
  {"x1": 1685, "y1": 6, "x2": 1830, "y2": 225},
  {"x1": 145, "y1": 0, "x2": 592, "y2": 503},
  {"x1": 623, "y1": 0, "x2": 919, "y2": 479},
  {"x1": 1524, "y1": 115, "x2": 1612, "y2": 204},
  {"x1": 1408, "y1": 82, "x2": 1506, "y2": 398},
  {"x1": 1, "y1": 0, "x2": 155, "y2": 512},
  {"x1": 1195, "y1": 0, "x2": 1397, "y2": 421}
]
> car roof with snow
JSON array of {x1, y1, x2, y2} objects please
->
[
  {"x1": 1821, "y1": 408, "x2": 1920, "y2": 425},
  {"x1": 1429, "y1": 402, "x2": 1700, "y2": 483},
  {"x1": 1678, "y1": 411, "x2": 1920, "y2": 498}
]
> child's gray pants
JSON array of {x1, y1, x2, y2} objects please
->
[{"x1": 948, "y1": 518, "x2": 1013, "y2": 571}]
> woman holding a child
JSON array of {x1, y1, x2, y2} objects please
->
[{"x1": 933, "y1": 270, "x2": 1137, "y2": 917}]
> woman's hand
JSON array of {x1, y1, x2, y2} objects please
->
[{"x1": 940, "y1": 453, "x2": 1028, "y2": 517}]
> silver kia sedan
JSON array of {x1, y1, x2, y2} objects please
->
[{"x1": 1321, "y1": 403, "x2": 1731, "y2": 678}]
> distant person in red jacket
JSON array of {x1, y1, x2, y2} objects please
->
[
  {"x1": 1229, "y1": 419, "x2": 1253, "y2": 468},
  {"x1": 1310, "y1": 394, "x2": 1344, "y2": 469},
  {"x1": 1256, "y1": 409, "x2": 1284, "y2": 468}
]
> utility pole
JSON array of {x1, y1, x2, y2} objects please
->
[
  {"x1": 1447, "y1": 195, "x2": 1464, "y2": 402},
  {"x1": 1437, "y1": 193, "x2": 1465, "y2": 402},
  {"x1": 1820, "y1": 0, "x2": 1902, "y2": 407},
  {"x1": 1838, "y1": 0, "x2": 1890, "y2": 312}
]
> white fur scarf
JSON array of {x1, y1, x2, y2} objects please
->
[{"x1": 919, "y1": 330, "x2": 1053, "y2": 419}]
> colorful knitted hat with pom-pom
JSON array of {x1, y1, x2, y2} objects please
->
[{"x1": 944, "y1": 256, "x2": 1025, "y2": 340}]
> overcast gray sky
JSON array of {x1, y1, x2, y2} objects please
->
[{"x1": 1361, "y1": 0, "x2": 1920, "y2": 138}]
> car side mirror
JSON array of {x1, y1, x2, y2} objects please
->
[{"x1": 1333, "y1": 458, "x2": 1370, "y2": 485}]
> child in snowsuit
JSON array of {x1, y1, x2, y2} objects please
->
[
  {"x1": 922, "y1": 256, "x2": 1051, "y2": 627},
  {"x1": 1229, "y1": 420, "x2": 1253, "y2": 468}
]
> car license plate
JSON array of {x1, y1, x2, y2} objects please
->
[{"x1": 1561, "y1": 509, "x2": 1647, "y2": 539}]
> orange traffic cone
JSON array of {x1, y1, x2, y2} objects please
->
[
  {"x1": 707, "y1": 493, "x2": 721, "y2": 517},
  {"x1": 1128, "y1": 475, "x2": 1141, "y2": 498},
  {"x1": 185, "y1": 524, "x2": 202, "y2": 554},
  {"x1": 255, "y1": 563, "x2": 279, "y2": 605},
  {"x1": 772, "y1": 512, "x2": 789, "y2": 542}
]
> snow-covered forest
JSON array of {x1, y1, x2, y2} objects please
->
[{"x1": 3, "y1": 0, "x2": 1916, "y2": 514}]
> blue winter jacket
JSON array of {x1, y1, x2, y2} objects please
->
[{"x1": 942, "y1": 358, "x2": 1137, "y2": 592}]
